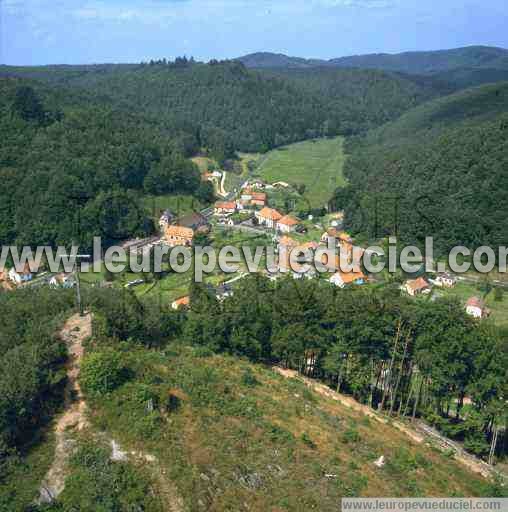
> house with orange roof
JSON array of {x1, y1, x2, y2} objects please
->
[
  {"x1": 330, "y1": 270, "x2": 366, "y2": 288},
  {"x1": 255, "y1": 207, "x2": 283, "y2": 229},
  {"x1": 404, "y1": 277, "x2": 431, "y2": 297},
  {"x1": 321, "y1": 228, "x2": 352, "y2": 245},
  {"x1": 278, "y1": 240, "x2": 320, "y2": 274},
  {"x1": 251, "y1": 192, "x2": 267, "y2": 207},
  {"x1": 214, "y1": 201, "x2": 236, "y2": 215},
  {"x1": 165, "y1": 225, "x2": 194, "y2": 247},
  {"x1": 276, "y1": 215, "x2": 300, "y2": 233},
  {"x1": 171, "y1": 296, "x2": 190, "y2": 310}
]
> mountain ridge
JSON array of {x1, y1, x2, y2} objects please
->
[{"x1": 238, "y1": 45, "x2": 508, "y2": 74}]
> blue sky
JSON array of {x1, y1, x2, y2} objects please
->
[{"x1": 2, "y1": 0, "x2": 507, "y2": 65}]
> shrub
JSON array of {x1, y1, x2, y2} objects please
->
[
  {"x1": 57, "y1": 442, "x2": 161, "y2": 511},
  {"x1": 342, "y1": 427, "x2": 361, "y2": 444},
  {"x1": 80, "y1": 349, "x2": 128, "y2": 396},
  {"x1": 301, "y1": 432, "x2": 317, "y2": 449},
  {"x1": 267, "y1": 424, "x2": 295, "y2": 444},
  {"x1": 241, "y1": 368, "x2": 259, "y2": 387},
  {"x1": 463, "y1": 431, "x2": 490, "y2": 456}
]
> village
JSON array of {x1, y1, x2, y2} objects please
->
[{"x1": 0, "y1": 175, "x2": 499, "y2": 323}]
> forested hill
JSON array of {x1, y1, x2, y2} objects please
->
[
  {"x1": 328, "y1": 46, "x2": 508, "y2": 74},
  {"x1": 364, "y1": 81, "x2": 508, "y2": 146},
  {"x1": 0, "y1": 60, "x2": 447, "y2": 150},
  {"x1": 0, "y1": 77, "x2": 210, "y2": 248},
  {"x1": 239, "y1": 46, "x2": 508, "y2": 74},
  {"x1": 334, "y1": 82, "x2": 508, "y2": 253},
  {"x1": 259, "y1": 67, "x2": 450, "y2": 135},
  {"x1": 1, "y1": 284, "x2": 503, "y2": 509},
  {"x1": 237, "y1": 52, "x2": 326, "y2": 69},
  {"x1": 0, "y1": 59, "x2": 451, "y2": 248},
  {"x1": 238, "y1": 47, "x2": 508, "y2": 90}
]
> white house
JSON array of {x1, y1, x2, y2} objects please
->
[
  {"x1": 465, "y1": 297, "x2": 488, "y2": 319},
  {"x1": 159, "y1": 209, "x2": 175, "y2": 231},
  {"x1": 241, "y1": 190, "x2": 253, "y2": 202},
  {"x1": 277, "y1": 215, "x2": 300, "y2": 233},
  {"x1": 214, "y1": 201, "x2": 236, "y2": 215},
  {"x1": 434, "y1": 273, "x2": 457, "y2": 288},
  {"x1": 49, "y1": 273, "x2": 76, "y2": 288},
  {"x1": 255, "y1": 207, "x2": 283, "y2": 229},
  {"x1": 171, "y1": 296, "x2": 190, "y2": 310},
  {"x1": 8, "y1": 266, "x2": 33, "y2": 285}
]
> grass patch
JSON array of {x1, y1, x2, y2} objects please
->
[
  {"x1": 140, "y1": 194, "x2": 204, "y2": 220},
  {"x1": 255, "y1": 137, "x2": 346, "y2": 208},
  {"x1": 82, "y1": 345, "x2": 493, "y2": 510},
  {"x1": 437, "y1": 282, "x2": 508, "y2": 327}
]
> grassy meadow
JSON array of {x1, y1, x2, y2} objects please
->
[{"x1": 255, "y1": 137, "x2": 346, "y2": 208}]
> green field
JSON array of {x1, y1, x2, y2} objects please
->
[
  {"x1": 438, "y1": 281, "x2": 508, "y2": 328},
  {"x1": 256, "y1": 137, "x2": 346, "y2": 208}
]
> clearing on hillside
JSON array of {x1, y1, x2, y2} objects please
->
[
  {"x1": 82, "y1": 346, "x2": 496, "y2": 512},
  {"x1": 256, "y1": 137, "x2": 346, "y2": 208}
]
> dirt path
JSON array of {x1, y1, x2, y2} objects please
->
[
  {"x1": 38, "y1": 312, "x2": 184, "y2": 511},
  {"x1": 273, "y1": 367, "x2": 504, "y2": 480},
  {"x1": 38, "y1": 313, "x2": 92, "y2": 503},
  {"x1": 218, "y1": 171, "x2": 228, "y2": 197}
]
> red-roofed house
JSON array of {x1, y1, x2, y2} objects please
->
[
  {"x1": 404, "y1": 277, "x2": 431, "y2": 297},
  {"x1": 171, "y1": 296, "x2": 190, "y2": 310},
  {"x1": 251, "y1": 192, "x2": 267, "y2": 207},
  {"x1": 165, "y1": 225, "x2": 194, "y2": 247},
  {"x1": 330, "y1": 270, "x2": 366, "y2": 288},
  {"x1": 277, "y1": 215, "x2": 300, "y2": 233},
  {"x1": 465, "y1": 297, "x2": 489, "y2": 319},
  {"x1": 255, "y1": 207, "x2": 283, "y2": 229},
  {"x1": 214, "y1": 201, "x2": 236, "y2": 215}
]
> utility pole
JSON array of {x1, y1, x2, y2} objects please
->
[
  {"x1": 74, "y1": 253, "x2": 91, "y2": 316},
  {"x1": 60, "y1": 248, "x2": 91, "y2": 317}
]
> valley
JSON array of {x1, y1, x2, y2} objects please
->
[{"x1": 0, "y1": 42, "x2": 507, "y2": 511}]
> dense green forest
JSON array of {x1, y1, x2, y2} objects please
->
[
  {"x1": 260, "y1": 67, "x2": 449, "y2": 135},
  {"x1": 1, "y1": 60, "x2": 450, "y2": 152},
  {"x1": 0, "y1": 77, "x2": 212, "y2": 248},
  {"x1": 363, "y1": 81, "x2": 508, "y2": 146},
  {"x1": 0, "y1": 59, "x2": 467, "y2": 248},
  {"x1": 0, "y1": 288, "x2": 75, "y2": 501},
  {"x1": 333, "y1": 82, "x2": 508, "y2": 253}
]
